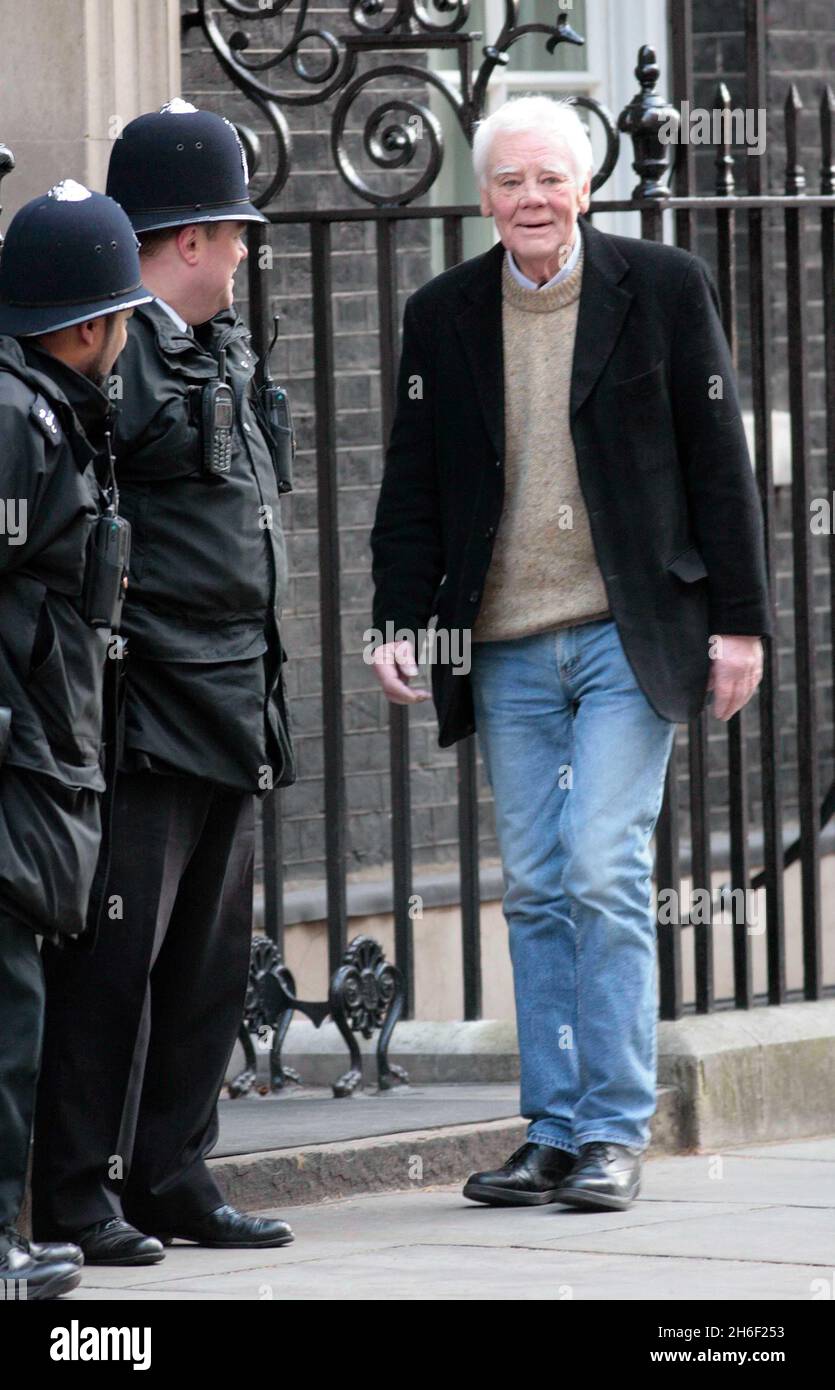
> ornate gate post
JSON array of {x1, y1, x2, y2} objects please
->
[{"x1": 617, "y1": 45, "x2": 679, "y2": 200}]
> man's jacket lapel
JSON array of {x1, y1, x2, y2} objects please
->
[
  {"x1": 570, "y1": 219, "x2": 634, "y2": 418},
  {"x1": 453, "y1": 239, "x2": 506, "y2": 462}
]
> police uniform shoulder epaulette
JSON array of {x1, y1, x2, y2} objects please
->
[{"x1": 29, "y1": 395, "x2": 62, "y2": 446}]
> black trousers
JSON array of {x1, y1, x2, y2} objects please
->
[
  {"x1": 31, "y1": 771, "x2": 255, "y2": 1237},
  {"x1": 0, "y1": 917, "x2": 44, "y2": 1230}
]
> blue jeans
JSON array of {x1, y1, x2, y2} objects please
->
[{"x1": 470, "y1": 618, "x2": 676, "y2": 1154}]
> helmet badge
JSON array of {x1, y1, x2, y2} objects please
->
[
  {"x1": 48, "y1": 179, "x2": 92, "y2": 202},
  {"x1": 159, "y1": 98, "x2": 199, "y2": 116}
]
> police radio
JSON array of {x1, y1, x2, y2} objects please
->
[
  {"x1": 201, "y1": 348, "x2": 235, "y2": 476},
  {"x1": 256, "y1": 314, "x2": 294, "y2": 494},
  {"x1": 82, "y1": 428, "x2": 131, "y2": 630}
]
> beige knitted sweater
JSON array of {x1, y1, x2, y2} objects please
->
[{"x1": 471, "y1": 243, "x2": 611, "y2": 642}]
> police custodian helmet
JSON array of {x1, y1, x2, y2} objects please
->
[
  {"x1": 0, "y1": 180, "x2": 152, "y2": 337},
  {"x1": 106, "y1": 99, "x2": 267, "y2": 233}
]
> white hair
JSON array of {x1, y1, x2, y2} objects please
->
[{"x1": 472, "y1": 95, "x2": 594, "y2": 188}]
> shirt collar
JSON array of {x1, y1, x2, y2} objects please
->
[
  {"x1": 155, "y1": 296, "x2": 191, "y2": 336},
  {"x1": 505, "y1": 224, "x2": 582, "y2": 291}
]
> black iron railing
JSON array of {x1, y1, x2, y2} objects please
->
[
  {"x1": 179, "y1": 0, "x2": 835, "y2": 1042},
  {"x1": 1, "y1": 1, "x2": 832, "y2": 1095}
]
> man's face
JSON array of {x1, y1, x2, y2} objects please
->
[
  {"x1": 480, "y1": 130, "x2": 591, "y2": 277},
  {"x1": 194, "y1": 220, "x2": 249, "y2": 319}
]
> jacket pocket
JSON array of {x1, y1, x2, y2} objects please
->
[
  {"x1": 607, "y1": 360, "x2": 667, "y2": 400},
  {"x1": 665, "y1": 545, "x2": 709, "y2": 583},
  {"x1": 0, "y1": 573, "x2": 49, "y2": 676},
  {"x1": 27, "y1": 595, "x2": 104, "y2": 766},
  {"x1": 598, "y1": 362, "x2": 671, "y2": 471}
]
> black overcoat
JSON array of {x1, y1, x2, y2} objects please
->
[
  {"x1": 370, "y1": 218, "x2": 773, "y2": 747},
  {"x1": 0, "y1": 338, "x2": 110, "y2": 937}
]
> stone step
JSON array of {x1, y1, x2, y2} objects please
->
[{"x1": 208, "y1": 1084, "x2": 683, "y2": 1210}]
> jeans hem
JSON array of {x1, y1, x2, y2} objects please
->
[
  {"x1": 526, "y1": 1127, "x2": 578, "y2": 1155},
  {"x1": 574, "y1": 1132, "x2": 647, "y2": 1153}
]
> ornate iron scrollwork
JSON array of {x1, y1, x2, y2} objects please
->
[
  {"x1": 329, "y1": 935, "x2": 408, "y2": 1096},
  {"x1": 184, "y1": 1, "x2": 620, "y2": 206},
  {"x1": 229, "y1": 933, "x2": 407, "y2": 1099},
  {"x1": 228, "y1": 936, "x2": 307, "y2": 1096}
]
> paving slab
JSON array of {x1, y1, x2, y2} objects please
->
[
  {"x1": 62, "y1": 1136, "x2": 835, "y2": 1301},
  {"x1": 721, "y1": 1136, "x2": 835, "y2": 1162},
  {"x1": 56, "y1": 1197, "x2": 766, "y2": 1286},
  {"x1": 545, "y1": 1203, "x2": 835, "y2": 1268},
  {"x1": 65, "y1": 1246, "x2": 827, "y2": 1302},
  {"x1": 628, "y1": 1149, "x2": 835, "y2": 1207}
]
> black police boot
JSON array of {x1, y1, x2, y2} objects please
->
[
  {"x1": 0, "y1": 1229, "x2": 82, "y2": 1301},
  {"x1": 74, "y1": 1218, "x2": 165, "y2": 1266},
  {"x1": 146, "y1": 1203, "x2": 294, "y2": 1249},
  {"x1": 463, "y1": 1142, "x2": 576, "y2": 1206},
  {"x1": 554, "y1": 1141, "x2": 643, "y2": 1211},
  {"x1": 5, "y1": 1228, "x2": 83, "y2": 1268}
]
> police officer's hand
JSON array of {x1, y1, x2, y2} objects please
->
[
  {"x1": 371, "y1": 640, "x2": 432, "y2": 704},
  {"x1": 707, "y1": 634, "x2": 764, "y2": 721}
]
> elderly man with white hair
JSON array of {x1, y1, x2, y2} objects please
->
[{"x1": 370, "y1": 97, "x2": 771, "y2": 1211}]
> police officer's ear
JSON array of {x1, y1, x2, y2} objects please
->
[
  {"x1": 174, "y1": 223, "x2": 204, "y2": 268},
  {"x1": 29, "y1": 315, "x2": 114, "y2": 380},
  {"x1": 33, "y1": 317, "x2": 102, "y2": 357}
]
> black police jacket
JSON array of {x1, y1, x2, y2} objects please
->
[
  {"x1": 0, "y1": 336, "x2": 112, "y2": 937},
  {"x1": 112, "y1": 300, "x2": 295, "y2": 793},
  {"x1": 371, "y1": 220, "x2": 773, "y2": 748}
]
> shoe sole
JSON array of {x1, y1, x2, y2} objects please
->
[
  {"x1": 82, "y1": 1250, "x2": 166, "y2": 1266},
  {"x1": 8, "y1": 1267, "x2": 83, "y2": 1300},
  {"x1": 462, "y1": 1183, "x2": 566, "y2": 1207},
  {"x1": 154, "y1": 1233, "x2": 295, "y2": 1249},
  {"x1": 553, "y1": 1180, "x2": 641, "y2": 1212}
]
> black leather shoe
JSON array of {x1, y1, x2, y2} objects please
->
[
  {"x1": 6, "y1": 1228, "x2": 83, "y2": 1268},
  {"x1": 0, "y1": 1240, "x2": 81, "y2": 1300},
  {"x1": 75, "y1": 1218, "x2": 165, "y2": 1266},
  {"x1": 463, "y1": 1142, "x2": 576, "y2": 1206},
  {"x1": 151, "y1": 1203, "x2": 294, "y2": 1249},
  {"x1": 554, "y1": 1141, "x2": 643, "y2": 1211}
]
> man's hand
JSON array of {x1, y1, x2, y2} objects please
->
[
  {"x1": 370, "y1": 639, "x2": 432, "y2": 705},
  {"x1": 707, "y1": 635, "x2": 764, "y2": 720}
]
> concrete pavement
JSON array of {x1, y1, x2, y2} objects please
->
[{"x1": 63, "y1": 1133, "x2": 835, "y2": 1301}]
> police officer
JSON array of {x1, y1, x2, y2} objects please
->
[
  {"x1": 0, "y1": 181, "x2": 151, "y2": 1297},
  {"x1": 32, "y1": 103, "x2": 296, "y2": 1263}
]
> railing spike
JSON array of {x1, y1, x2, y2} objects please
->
[
  {"x1": 784, "y1": 83, "x2": 806, "y2": 195},
  {"x1": 714, "y1": 80, "x2": 736, "y2": 196},
  {"x1": 820, "y1": 85, "x2": 835, "y2": 195}
]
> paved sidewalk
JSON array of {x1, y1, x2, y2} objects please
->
[
  {"x1": 64, "y1": 1134, "x2": 835, "y2": 1301},
  {"x1": 214, "y1": 1083, "x2": 522, "y2": 1153}
]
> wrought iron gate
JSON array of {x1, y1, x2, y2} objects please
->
[
  {"x1": 1, "y1": 2, "x2": 830, "y2": 1052},
  {"x1": 177, "y1": 0, "x2": 835, "y2": 1031}
]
